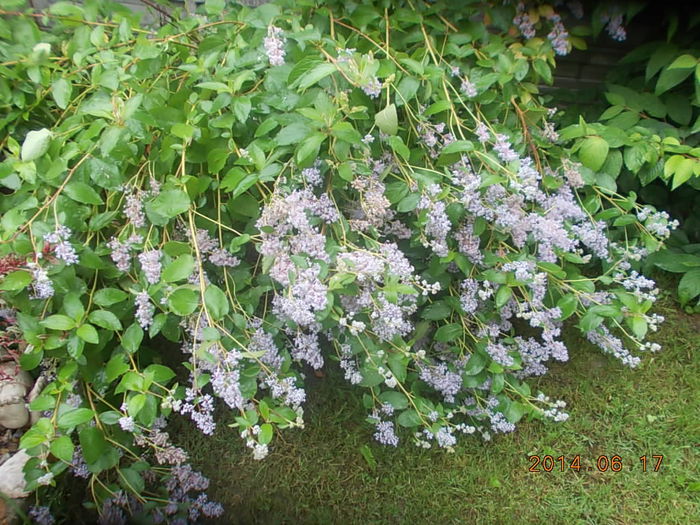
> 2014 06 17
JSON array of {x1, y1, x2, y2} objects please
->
[{"x1": 528, "y1": 455, "x2": 663, "y2": 472}]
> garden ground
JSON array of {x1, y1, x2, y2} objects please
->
[{"x1": 172, "y1": 277, "x2": 700, "y2": 525}]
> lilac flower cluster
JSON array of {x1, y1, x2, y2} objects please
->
[
  {"x1": 28, "y1": 262, "x2": 54, "y2": 299},
  {"x1": 138, "y1": 249, "x2": 162, "y2": 284},
  {"x1": 107, "y1": 233, "x2": 142, "y2": 272},
  {"x1": 547, "y1": 14, "x2": 570, "y2": 56},
  {"x1": 602, "y1": 11, "x2": 627, "y2": 41},
  {"x1": 264, "y1": 25, "x2": 286, "y2": 66},
  {"x1": 44, "y1": 225, "x2": 78, "y2": 265},
  {"x1": 513, "y1": 2, "x2": 536, "y2": 39},
  {"x1": 417, "y1": 184, "x2": 451, "y2": 257},
  {"x1": 172, "y1": 387, "x2": 216, "y2": 435},
  {"x1": 362, "y1": 77, "x2": 382, "y2": 98}
]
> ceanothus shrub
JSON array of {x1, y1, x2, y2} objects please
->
[{"x1": 0, "y1": 0, "x2": 671, "y2": 521}]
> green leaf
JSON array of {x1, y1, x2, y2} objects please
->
[
  {"x1": 378, "y1": 391, "x2": 409, "y2": 410},
  {"x1": 195, "y1": 81, "x2": 230, "y2": 93},
  {"x1": 64, "y1": 182, "x2": 104, "y2": 205},
  {"x1": 275, "y1": 122, "x2": 312, "y2": 146},
  {"x1": 495, "y1": 286, "x2": 512, "y2": 308},
  {"x1": 143, "y1": 364, "x2": 175, "y2": 384},
  {"x1": 79, "y1": 427, "x2": 108, "y2": 465},
  {"x1": 122, "y1": 323, "x2": 144, "y2": 353},
  {"x1": 434, "y1": 323, "x2": 463, "y2": 342},
  {"x1": 0, "y1": 270, "x2": 32, "y2": 291},
  {"x1": 397, "y1": 409, "x2": 422, "y2": 427},
  {"x1": 146, "y1": 189, "x2": 190, "y2": 225},
  {"x1": 120, "y1": 466, "x2": 145, "y2": 495},
  {"x1": 672, "y1": 158, "x2": 695, "y2": 189},
  {"x1": 63, "y1": 293, "x2": 85, "y2": 320},
  {"x1": 375, "y1": 104, "x2": 398, "y2": 136},
  {"x1": 463, "y1": 352, "x2": 487, "y2": 375},
  {"x1": 258, "y1": 423, "x2": 273, "y2": 445},
  {"x1": 21, "y1": 128, "x2": 52, "y2": 162},
  {"x1": 678, "y1": 268, "x2": 700, "y2": 305},
  {"x1": 221, "y1": 167, "x2": 258, "y2": 198},
  {"x1": 397, "y1": 193, "x2": 420, "y2": 212},
  {"x1": 578, "y1": 136, "x2": 609, "y2": 172},
  {"x1": 204, "y1": 285, "x2": 229, "y2": 321},
  {"x1": 387, "y1": 136, "x2": 410, "y2": 160},
  {"x1": 556, "y1": 294, "x2": 578, "y2": 320},
  {"x1": 168, "y1": 287, "x2": 199, "y2": 316},
  {"x1": 76, "y1": 324, "x2": 99, "y2": 344},
  {"x1": 51, "y1": 78, "x2": 72, "y2": 109},
  {"x1": 58, "y1": 408, "x2": 95, "y2": 428},
  {"x1": 88, "y1": 310, "x2": 122, "y2": 331},
  {"x1": 50, "y1": 435, "x2": 74, "y2": 463},
  {"x1": 93, "y1": 288, "x2": 127, "y2": 306},
  {"x1": 162, "y1": 254, "x2": 195, "y2": 283},
  {"x1": 441, "y1": 140, "x2": 474, "y2": 155},
  {"x1": 171, "y1": 123, "x2": 195, "y2": 140},
  {"x1": 296, "y1": 132, "x2": 325, "y2": 166},
  {"x1": 627, "y1": 316, "x2": 648, "y2": 340},
  {"x1": 293, "y1": 62, "x2": 336, "y2": 91},
  {"x1": 41, "y1": 315, "x2": 76, "y2": 330},
  {"x1": 422, "y1": 301, "x2": 452, "y2": 320},
  {"x1": 667, "y1": 54, "x2": 697, "y2": 70},
  {"x1": 105, "y1": 355, "x2": 130, "y2": 383},
  {"x1": 655, "y1": 67, "x2": 694, "y2": 95}
]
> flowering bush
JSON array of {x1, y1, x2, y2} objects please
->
[{"x1": 0, "y1": 0, "x2": 676, "y2": 520}]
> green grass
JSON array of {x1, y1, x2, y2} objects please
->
[{"x1": 175, "y1": 292, "x2": 700, "y2": 525}]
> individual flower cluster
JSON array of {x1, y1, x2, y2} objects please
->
[
  {"x1": 264, "y1": 25, "x2": 286, "y2": 66},
  {"x1": 44, "y1": 225, "x2": 78, "y2": 265}
]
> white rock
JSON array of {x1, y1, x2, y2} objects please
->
[{"x1": 0, "y1": 449, "x2": 30, "y2": 498}]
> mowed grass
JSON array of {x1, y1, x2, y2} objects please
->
[{"x1": 175, "y1": 290, "x2": 700, "y2": 525}]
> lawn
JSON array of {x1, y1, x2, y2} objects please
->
[{"x1": 174, "y1": 283, "x2": 700, "y2": 525}]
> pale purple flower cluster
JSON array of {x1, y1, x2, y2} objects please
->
[
  {"x1": 417, "y1": 185, "x2": 451, "y2": 257},
  {"x1": 586, "y1": 325, "x2": 641, "y2": 367},
  {"x1": 373, "y1": 419, "x2": 399, "y2": 446},
  {"x1": 547, "y1": 14, "x2": 570, "y2": 56},
  {"x1": 69, "y1": 446, "x2": 90, "y2": 478},
  {"x1": 28, "y1": 506, "x2": 55, "y2": 525},
  {"x1": 45, "y1": 225, "x2": 78, "y2": 265},
  {"x1": 172, "y1": 388, "x2": 216, "y2": 435},
  {"x1": 475, "y1": 121, "x2": 490, "y2": 143},
  {"x1": 493, "y1": 133, "x2": 519, "y2": 163},
  {"x1": 162, "y1": 464, "x2": 224, "y2": 521},
  {"x1": 338, "y1": 343, "x2": 363, "y2": 384},
  {"x1": 537, "y1": 394, "x2": 570, "y2": 422},
  {"x1": 107, "y1": 234, "x2": 142, "y2": 272},
  {"x1": 362, "y1": 77, "x2": 382, "y2": 98},
  {"x1": 637, "y1": 207, "x2": 679, "y2": 238},
  {"x1": 602, "y1": 12, "x2": 627, "y2": 41},
  {"x1": 460, "y1": 77, "x2": 477, "y2": 98},
  {"x1": 28, "y1": 262, "x2": 54, "y2": 299},
  {"x1": 419, "y1": 361, "x2": 462, "y2": 403},
  {"x1": 138, "y1": 249, "x2": 162, "y2": 284},
  {"x1": 291, "y1": 331, "x2": 323, "y2": 369},
  {"x1": 264, "y1": 25, "x2": 286, "y2": 66},
  {"x1": 485, "y1": 341, "x2": 515, "y2": 367},
  {"x1": 513, "y1": 2, "x2": 536, "y2": 38},
  {"x1": 134, "y1": 290, "x2": 154, "y2": 329},
  {"x1": 124, "y1": 192, "x2": 146, "y2": 227}
]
